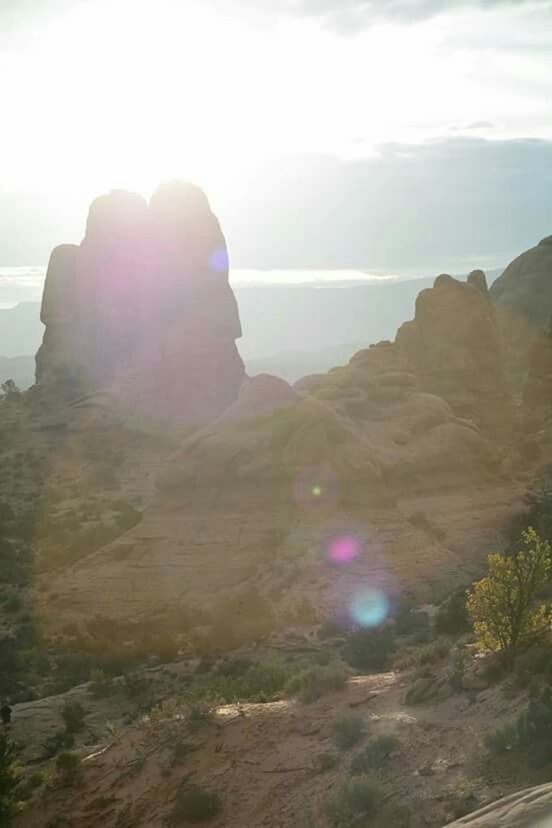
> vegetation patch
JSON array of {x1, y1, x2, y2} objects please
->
[
  {"x1": 333, "y1": 715, "x2": 367, "y2": 751},
  {"x1": 285, "y1": 662, "x2": 349, "y2": 703},
  {"x1": 325, "y1": 776, "x2": 382, "y2": 826},
  {"x1": 350, "y1": 734, "x2": 398, "y2": 774},
  {"x1": 343, "y1": 626, "x2": 395, "y2": 671},
  {"x1": 172, "y1": 784, "x2": 222, "y2": 824}
]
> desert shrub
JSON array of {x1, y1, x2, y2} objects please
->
[
  {"x1": 318, "y1": 618, "x2": 349, "y2": 640},
  {"x1": 326, "y1": 776, "x2": 382, "y2": 826},
  {"x1": 285, "y1": 662, "x2": 348, "y2": 703},
  {"x1": 467, "y1": 529, "x2": 551, "y2": 662},
  {"x1": 449, "y1": 782, "x2": 479, "y2": 820},
  {"x1": 43, "y1": 729, "x2": 75, "y2": 758},
  {"x1": 510, "y1": 472, "x2": 552, "y2": 546},
  {"x1": 123, "y1": 672, "x2": 148, "y2": 698},
  {"x1": 350, "y1": 734, "x2": 398, "y2": 774},
  {"x1": 0, "y1": 734, "x2": 18, "y2": 825},
  {"x1": 188, "y1": 704, "x2": 214, "y2": 732},
  {"x1": 484, "y1": 686, "x2": 552, "y2": 767},
  {"x1": 171, "y1": 740, "x2": 195, "y2": 766},
  {"x1": 312, "y1": 752, "x2": 340, "y2": 774},
  {"x1": 4, "y1": 593, "x2": 22, "y2": 614},
  {"x1": 1, "y1": 380, "x2": 21, "y2": 402},
  {"x1": 394, "y1": 604, "x2": 432, "y2": 643},
  {"x1": 417, "y1": 639, "x2": 449, "y2": 666},
  {"x1": 88, "y1": 668, "x2": 113, "y2": 698},
  {"x1": 435, "y1": 589, "x2": 471, "y2": 636},
  {"x1": 172, "y1": 784, "x2": 222, "y2": 823},
  {"x1": 343, "y1": 626, "x2": 395, "y2": 671},
  {"x1": 216, "y1": 659, "x2": 289, "y2": 702},
  {"x1": 55, "y1": 752, "x2": 83, "y2": 786},
  {"x1": 333, "y1": 715, "x2": 366, "y2": 751},
  {"x1": 448, "y1": 649, "x2": 466, "y2": 692},
  {"x1": 14, "y1": 771, "x2": 44, "y2": 801},
  {"x1": 61, "y1": 701, "x2": 86, "y2": 734}
]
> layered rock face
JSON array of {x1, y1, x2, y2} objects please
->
[
  {"x1": 491, "y1": 235, "x2": 552, "y2": 329},
  {"x1": 490, "y1": 235, "x2": 552, "y2": 387},
  {"x1": 395, "y1": 272, "x2": 511, "y2": 437},
  {"x1": 523, "y1": 320, "x2": 552, "y2": 436},
  {"x1": 36, "y1": 182, "x2": 245, "y2": 422}
]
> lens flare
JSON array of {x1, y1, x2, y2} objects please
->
[
  {"x1": 327, "y1": 534, "x2": 359, "y2": 565},
  {"x1": 293, "y1": 464, "x2": 337, "y2": 512},
  {"x1": 350, "y1": 589, "x2": 389, "y2": 628},
  {"x1": 209, "y1": 248, "x2": 229, "y2": 272}
]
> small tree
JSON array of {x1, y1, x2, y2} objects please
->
[
  {"x1": 0, "y1": 380, "x2": 21, "y2": 402},
  {"x1": 467, "y1": 529, "x2": 551, "y2": 663},
  {"x1": 0, "y1": 733, "x2": 18, "y2": 824}
]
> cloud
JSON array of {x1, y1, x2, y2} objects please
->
[
  {"x1": 3, "y1": 137, "x2": 552, "y2": 271},
  {"x1": 464, "y1": 120, "x2": 496, "y2": 129},
  {"x1": 3, "y1": 0, "x2": 551, "y2": 35},
  {"x1": 209, "y1": 0, "x2": 552, "y2": 32},
  {"x1": 219, "y1": 137, "x2": 552, "y2": 269}
]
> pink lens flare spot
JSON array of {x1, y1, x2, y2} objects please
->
[{"x1": 328, "y1": 534, "x2": 359, "y2": 565}]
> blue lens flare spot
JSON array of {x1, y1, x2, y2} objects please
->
[
  {"x1": 209, "y1": 248, "x2": 229, "y2": 273},
  {"x1": 350, "y1": 590, "x2": 389, "y2": 628}
]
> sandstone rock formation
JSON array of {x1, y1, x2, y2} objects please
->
[
  {"x1": 491, "y1": 235, "x2": 552, "y2": 331},
  {"x1": 491, "y1": 235, "x2": 552, "y2": 387},
  {"x1": 396, "y1": 273, "x2": 511, "y2": 437},
  {"x1": 445, "y1": 782, "x2": 552, "y2": 827},
  {"x1": 36, "y1": 182, "x2": 245, "y2": 423},
  {"x1": 523, "y1": 319, "x2": 552, "y2": 438},
  {"x1": 36, "y1": 321, "x2": 512, "y2": 633}
]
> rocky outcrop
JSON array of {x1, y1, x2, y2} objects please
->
[
  {"x1": 523, "y1": 320, "x2": 552, "y2": 437},
  {"x1": 36, "y1": 182, "x2": 245, "y2": 423},
  {"x1": 396, "y1": 274, "x2": 512, "y2": 437},
  {"x1": 444, "y1": 782, "x2": 552, "y2": 827},
  {"x1": 491, "y1": 235, "x2": 552, "y2": 330},
  {"x1": 490, "y1": 235, "x2": 552, "y2": 387}
]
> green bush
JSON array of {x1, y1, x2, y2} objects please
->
[
  {"x1": 285, "y1": 662, "x2": 348, "y2": 703},
  {"x1": 343, "y1": 626, "x2": 395, "y2": 672},
  {"x1": 88, "y1": 668, "x2": 113, "y2": 698},
  {"x1": 484, "y1": 686, "x2": 552, "y2": 766},
  {"x1": 435, "y1": 589, "x2": 471, "y2": 636},
  {"x1": 333, "y1": 715, "x2": 366, "y2": 751},
  {"x1": 188, "y1": 705, "x2": 214, "y2": 732},
  {"x1": 0, "y1": 734, "x2": 18, "y2": 825},
  {"x1": 172, "y1": 784, "x2": 222, "y2": 823},
  {"x1": 172, "y1": 740, "x2": 194, "y2": 766},
  {"x1": 326, "y1": 776, "x2": 382, "y2": 826},
  {"x1": 398, "y1": 611, "x2": 431, "y2": 644},
  {"x1": 43, "y1": 729, "x2": 75, "y2": 758},
  {"x1": 311, "y1": 752, "x2": 340, "y2": 774},
  {"x1": 350, "y1": 734, "x2": 398, "y2": 773},
  {"x1": 61, "y1": 701, "x2": 86, "y2": 734},
  {"x1": 417, "y1": 639, "x2": 450, "y2": 666},
  {"x1": 55, "y1": 752, "x2": 83, "y2": 785}
]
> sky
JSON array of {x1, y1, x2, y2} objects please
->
[{"x1": 1, "y1": 0, "x2": 552, "y2": 269}]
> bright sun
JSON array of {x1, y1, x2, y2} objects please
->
[{"x1": 2, "y1": 0, "x2": 536, "y2": 209}]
